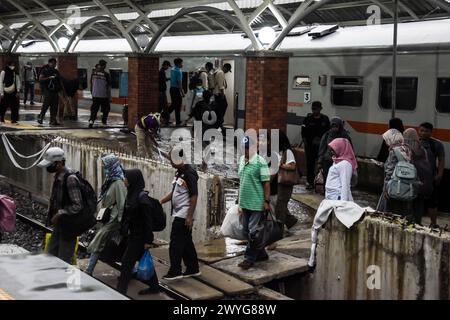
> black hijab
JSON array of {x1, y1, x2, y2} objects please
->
[{"x1": 125, "y1": 169, "x2": 145, "y2": 207}]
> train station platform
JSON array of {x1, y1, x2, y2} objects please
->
[{"x1": 0, "y1": 250, "x2": 128, "y2": 300}]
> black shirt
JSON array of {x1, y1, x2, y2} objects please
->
[
  {"x1": 159, "y1": 68, "x2": 168, "y2": 92},
  {"x1": 301, "y1": 114, "x2": 330, "y2": 145},
  {"x1": 40, "y1": 65, "x2": 61, "y2": 92},
  {"x1": 175, "y1": 164, "x2": 199, "y2": 197}
]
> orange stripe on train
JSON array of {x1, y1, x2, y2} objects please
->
[{"x1": 347, "y1": 121, "x2": 450, "y2": 142}]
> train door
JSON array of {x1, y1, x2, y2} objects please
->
[{"x1": 222, "y1": 59, "x2": 235, "y2": 128}]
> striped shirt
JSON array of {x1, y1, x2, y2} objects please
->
[{"x1": 238, "y1": 154, "x2": 270, "y2": 211}]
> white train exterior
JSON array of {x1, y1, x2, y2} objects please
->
[{"x1": 17, "y1": 18, "x2": 450, "y2": 168}]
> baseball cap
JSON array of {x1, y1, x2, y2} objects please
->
[{"x1": 38, "y1": 147, "x2": 65, "y2": 168}]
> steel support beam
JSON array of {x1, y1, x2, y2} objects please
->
[
  {"x1": 425, "y1": 0, "x2": 450, "y2": 13},
  {"x1": 144, "y1": 6, "x2": 250, "y2": 53},
  {"x1": 92, "y1": 0, "x2": 140, "y2": 52},
  {"x1": 227, "y1": 0, "x2": 262, "y2": 50},
  {"x1": 270, "y1": 0, "x2": 332, "y2": 50},
  {"x1": 65, "y1": 16, "x2": 116, "y2": 52},
  {"x1": 186, "y1": 15, "x2": 215, "y2": 34},
  {"x1": 5, "y1": 0, "x2": 59, "y2": 52},
  {"x1": 32, "y1": 0, "x2": 75, "y2": 35},
  {"x1": 198, "y1": 13, "x2": 230, "y2": 32},
  {"x1": 398, "y1": 0, "x2": 419, "y2": 20},
  {"x1": 248, "y1": 0, "x2": 271, "y2": 25},
  {"x1": 268, "y1": 2, "x2": 288, "y2": 28},
  {"x1": 123, "y1": 0, "x2": 160, "y2": 34}
]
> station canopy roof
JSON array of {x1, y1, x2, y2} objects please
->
[{"x1": 0, "y1": 0, "x2": 450, "y2": 53}]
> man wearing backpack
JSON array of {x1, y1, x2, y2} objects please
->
[
  {"x1": 38, "y1": 147, "x2": 89, "y2": 263},
  {"x1": 419, "y1": 122, "x2": 446, "y2": 228},
  {"x1": 38, "y1": 58, "x2": 62, "y2": 126}
]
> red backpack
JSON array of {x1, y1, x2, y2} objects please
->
[{"x1": 0, "y1": 195, "x2": 16, "y2": 232}]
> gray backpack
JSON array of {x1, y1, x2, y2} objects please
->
[{"x1": 386, "y1": 148, "x2": 418, "y2": 201}]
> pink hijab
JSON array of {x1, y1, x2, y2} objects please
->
[{"x1": 328, "y1": 138, "x2": 358, "y2": 172}]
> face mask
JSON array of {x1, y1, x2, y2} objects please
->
[
  {"x1": 9, "y1": 66, "x2": 15, "y2": 70},
  {"x1": 46, "y1": 163, "x2": 58, "y2": 173}
]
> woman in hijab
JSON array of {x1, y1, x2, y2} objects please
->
[
  {"x1": 0, "y1": 60, "x2": 21, "y2": 124},
  {"x1": 403, "y1": 128, "x2": 433, "y2": 224},
  {"x1": 325, "y1": 138, "x2": 357, "y2": 201},
  {"x1": 317, "y1": 116, "x2": 352, "y2": 181},
  {"x1": 377, "y1": 129, "x2": 413, "y2": 216},
  {"x1": 85, "y1": 154, "x2": 127, "y2": 275},
  {"x1": 377, "y1": 118, "x2": 404, "y2": 163},
  {"x1": 117, "y1": 169, "x2": 159, "y2": 295}
]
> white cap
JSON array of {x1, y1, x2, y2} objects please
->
[{"x1": 38, "y1": 147, "x2": 65, "y2": 168}]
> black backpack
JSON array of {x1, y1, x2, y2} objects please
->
[
  {"x1": 140, "y1": 191, "x2": 166, "y2": 232},
  {"x1": 59, "y1": 172, "x2": 98, "y2": 236},
  {"x1": 188, "y1": 73, "x2": 200, "y2": 91}
]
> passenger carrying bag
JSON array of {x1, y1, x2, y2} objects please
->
[
  {"x1": 140, "y1": 191, "x2": 166, "y2": 232},
  {"x1": 0, "y1": 195, "x2": 16, "y2": 232},
  {"x1": 135, "y1": 250, "x2": 155, "y2": 281},
  {"x1": 278, "y1": 151, "x2": 300, "y2": 186},
  {"x1": 255, "y1": 210, "x2": 284, "y2": 250},
  {"x1": 220, "y1": 204, "x2": 246, "y2": 240},
  {"x1": 386, "y1": 148, "x2": 418, "y2": 201},
  {"x1": 59, "y1": 172, "x2": 98, "y2": 236}
]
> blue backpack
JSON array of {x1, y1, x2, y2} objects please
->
[{"x1": 386, "y1": 148, "x2": 418, "y2": 201}]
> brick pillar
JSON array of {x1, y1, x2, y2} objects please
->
[
  {"x1": 0, "y1": 53, "x2": 19, "y2": 71},
  {"x1": 127, "y1": 54, "x2": 160, "y2": 130},
  {"x1": 57, "y1": 53, "x2": 78, "y2": 120},
  {"x1": 245, "y1": 53, "x2": 290, "y2": 132}
]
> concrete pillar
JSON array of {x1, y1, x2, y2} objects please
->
[
  {"x1": 127, "y1": 54, "x2": 160, "y2": 130},
  {"x1": 0, "y1": 53, "x2": 20, "y2": 71},
  {"x1": 245, "y1": 52, "x2": 290, "y2": 132},
  {"x1": 56, "y1": 53, "x2": 78, "y2": 120}
]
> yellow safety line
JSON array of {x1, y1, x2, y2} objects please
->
[{"x1": 0, "y1": 288, "x2": 14, "y2": 300}]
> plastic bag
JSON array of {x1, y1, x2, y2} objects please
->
[
  {"x1": 135, "y1": 250, "x2": 155, "y2": 281},
  {"x1": 220, "y1": 204, "x2": 246, "y2": 240},
  {"x1": 44, "y1": 233, "x2": 79, "y2": 265}
]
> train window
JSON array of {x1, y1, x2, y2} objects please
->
[
  {"x1": 331, "y1": 76, "x2": 363, "y2": 107},
  {"x1": 77, "y1": 68, "x2": 88, "y2": 90},
  {"x1": 293, "y1": 75, "x2": 311, "y2": 89},
  {"x1": 436, "y1": 78, "x2": 450, "y2": 113},
  {"x1": 109, "y1": 69, "x2": 122, "y2": 89},
  {"x1": 379, "y1": 77, "x2": 418, "y2": 111}
]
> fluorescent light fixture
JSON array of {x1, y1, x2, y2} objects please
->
[
  {"x1": 57, "y1": 37, "x2": 69, "y2": 50},
  {"x1": 258, "y1": 26, "x2": 276, "y2": 44}
]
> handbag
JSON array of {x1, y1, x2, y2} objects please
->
[
  {"x1": 255, "y1": 210, "x2": 284, "y2": 250},
  {"x1": 96, "y1": 205, "x2": 113, "y2": 224},
  {"x1": 4, "y1": 74, "x2": 16, "y2": 94},
  {"x1": 278, "y1": 151, "x2": 299, "y2": 186},
  {"x1": 314, "y1": 168, "x2": 325, "y2": 195}
]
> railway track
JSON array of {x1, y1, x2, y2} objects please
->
[{"x1": 5, "y1": 178, "x2": 188, "y2": 301}]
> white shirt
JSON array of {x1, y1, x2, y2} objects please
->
[
  {"x1": 325, "y1": 160, "x2": 353, "y2": 201},
  {"x1": 213, "y1": 69, "x2": 227, "y2": 95},
  {"x1": 0, "y1": 70, "x2": 21, "y2": 96}
]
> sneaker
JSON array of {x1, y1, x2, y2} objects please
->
[
  {"x1": 256, "y1": 255, "x2": 269, "y2": 262},
  {"x1": 162, "y1": 271, "x2": 183, "y2": 281},
  {"x1": 50, "y1": 121, "x2": 60, "y2": 126},
  {"x1": 237, "y1": 260, "x2": 254, "y2": 270},
  {"x1": 30, "y1": 102, "x2": 35, "y2": 106},
  {"x1": 37, "y1": 117, "x2": 43, "y2": 124},
  {"x1": 88, "y1": 120, "x2": 94, "y2": 128},
  {"x1": 11, "y1": 121, "x2": 18, "y2": 125},
  {"x1": 430, "y1": 223, "x2": 440, "y2": 229},
  {"x1": 138, "y1": 287, "x2": 160, "y2": 295},
  {"x1": 182, "y1": 270, "x2": 201, "y2": 278}
]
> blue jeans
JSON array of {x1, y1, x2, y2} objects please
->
[{"x1": 242, "y1": 209, "x2": 268, "y2": 263}]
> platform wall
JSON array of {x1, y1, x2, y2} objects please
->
[
  {"x1": 0, "y1": 134, "x2": 219, "y2": 243},
  {"x1": 289, "y1": 215, "x2": 450, "y2": 300}
]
